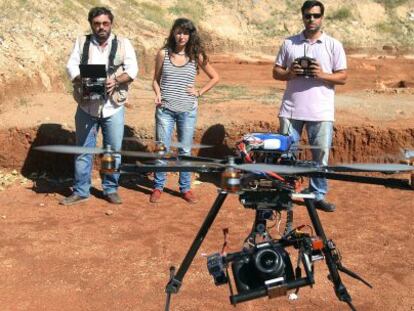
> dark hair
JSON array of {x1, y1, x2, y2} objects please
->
[
  {"x1": 301, "y1": 0, "x2": 325, "y2": 16},
  {"x1": 88, "y1": 7, "x2": 114, "y2": 24},
  {"x1": 164, "y1": 18, "x2": 208, "y2": 71}
]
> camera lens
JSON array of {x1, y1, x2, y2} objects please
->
[{"x1": 254, "y1": 248, "x2": 284, "y2": 275}]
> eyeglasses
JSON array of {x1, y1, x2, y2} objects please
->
[
  {"x1": 303, "y1": 13, "x2": 322, "y2": 20},
  {"x1": 92, "y1": 21, "x2": 111, "y2": 27}
]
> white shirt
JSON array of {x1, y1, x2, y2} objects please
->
[
  {"x1": 275, "y1": 32, "x2": 347, "y2": 121},
  {"x1": 66, "y1": 33, "x2": 138, "y2": 118}
]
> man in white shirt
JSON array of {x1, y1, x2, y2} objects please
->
[{"x1": 63, "y1": 7, "x2": 138, "y2": 205}]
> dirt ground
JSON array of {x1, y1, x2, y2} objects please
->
[{"x1": 0, "y1": 54, "x2": 413, "y2": 311}]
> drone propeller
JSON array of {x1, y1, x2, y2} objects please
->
[
  {"x1": 34, "y1": 145, "x2": 165, "y2": 159},
  {"x1": 236, "y1": 163, "x2": 319, "y2": 174},
  {"x1": 123, "y1": 137, "x2": 213, "y2": 149},
  {"x1": 328, "y1": 163, "x2": 414, "y2": 173},
  {"x1": 34, "y1": 145, "x2": 105, "y2": 155}
]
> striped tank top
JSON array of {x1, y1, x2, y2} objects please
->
[{"x1": 160, "y1": 49, "x2": 198, "y2": 112}]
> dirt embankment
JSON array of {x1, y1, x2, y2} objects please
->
[
  {"x1": 1, "y1": 123, "x2": 413, "y2": 178},
  {"x1": 1, "y1": 54, "x2": 414, "y2": 177}
]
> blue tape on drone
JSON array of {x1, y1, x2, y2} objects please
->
[{"x1": 249, "y1": 133, "x2": 293, "y2": 152}]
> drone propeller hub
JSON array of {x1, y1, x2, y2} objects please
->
[{"x1": 221, "y1": 167, "x2": 241, "y2": 193}]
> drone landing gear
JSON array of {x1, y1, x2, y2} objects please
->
[
  {"x1": 164, "y1": 192, "x2": 371, "y2": 311},
  {"x1": 164, "y1": 191, "x2": 228, "y2": 311},
  {"x1": 304, "y1": 199, "x2": 372, "y2": 311}
]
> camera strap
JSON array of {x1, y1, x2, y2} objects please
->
[
  {"x1": 107, "y1": 36, "x2": 118, "y2": 75},
  {"x1": 80, "y1": 35, "x2": 92, "y2": 65}
]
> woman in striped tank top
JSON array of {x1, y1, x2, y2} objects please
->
[{"x1": 150, "y1": 18, "x2": 219, "y2": 204}]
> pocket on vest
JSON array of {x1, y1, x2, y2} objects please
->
[{"x1": 112, "y1": 86, "x2": 128, "y2": 106}]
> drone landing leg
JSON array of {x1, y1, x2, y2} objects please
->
[
  {"x1": 164, "y1": 191, "x2": 228, "y2": 310},
  {"x1": 304, "y1": 199, "x2": 357, "y2": 311},
  {"x1": 337, "y1": 264, "x2": 373, "y2": 288}
]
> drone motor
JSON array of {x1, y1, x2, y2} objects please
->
[
  {"x1": 100, "y1": 145, "x2": 116, "y2": 174},
  {"x1": 221, "y1": 158, "x2": 241, "y2": 193}
]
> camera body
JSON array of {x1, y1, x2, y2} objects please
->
[
  {"x1": 82, "y1": 77, "x2": 107, "y2": 101},
  {"x1": 230, "y1": 242, "x2": 295, "y2": 294},
  {"x1": 207, "y1": 240, "x2": 298, "y2": 302},
  {"x1": 294, "y1": 56, "x2": 316, "y2": 78}
]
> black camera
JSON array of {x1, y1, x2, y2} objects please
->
[
  {"x1": 207, "y1": 253, "x2": 228, "y2": 286},
  {"x1": 82, "y1": 77, "x2": 107, "y2": 101},
  {"x1": 230, "y1": 242, "x2": 295, "y2": 294},
  {"x1": 206, "y1": 233, "x2": 325, "y2": 305},
  {"x1": 294, "y1": 56, "x2": 316, "y2": 78},
  {"x1": 79, "y1": 64, "x2": 107, "y2": 101}
]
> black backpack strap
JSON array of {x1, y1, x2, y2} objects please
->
[
  {"x1": 81, "y1": 34, "x2": 92, "y2": 65},
  {"x1": 107, "y1": 35, "x2": 118, "y2": 74}
]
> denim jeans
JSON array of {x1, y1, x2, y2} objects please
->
[
  {"x1": 73, "y1": 106, "x2": 124, "y2": 197},
  {"x1": 154, "y1": 106, "x2": 198, "y2": 193},
  {"x1": 279, "y1": 118, "x2": 333, "y2": 201}
]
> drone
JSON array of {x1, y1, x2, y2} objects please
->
[{"x1": 34, "y1": 132, "x2": 414, "y2": 311}]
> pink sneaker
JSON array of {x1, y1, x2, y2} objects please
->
[{"x1": 150, "y1": 189, "x2": 162, "y2": 203}]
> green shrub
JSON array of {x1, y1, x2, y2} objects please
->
[
  {"x1": 327, "y1": 7, "x2": 353, "y2": 21},
  {"x1": 168, "y1": 1, "x2": 205, "y2": 23},
  {"x1": 373, "y1": 0, "x2": 409, "y2": 9},
  {"x1": 139, "y1": 2, "x2": 170, "y2": 28}
]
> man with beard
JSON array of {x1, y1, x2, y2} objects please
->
[
  {"x1": 273, "y1": 0, "x2": 347, "y2": 212},
  {"x1": 64, "y1": 7, "x2": 138, "y2": 205}
]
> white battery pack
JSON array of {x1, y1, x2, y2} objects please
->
[{"x1": 263, "y1": 139, "x2": 281, "y2": 150}]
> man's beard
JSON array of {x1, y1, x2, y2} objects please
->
[{"x1": 94, "y1": 29, "x2": 111, "y2": 43}]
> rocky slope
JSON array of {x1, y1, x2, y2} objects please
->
[{"x1": 0, "y1": 0, "x2": 414, "y2": 106}]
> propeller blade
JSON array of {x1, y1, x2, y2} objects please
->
[
  {"x1": 169, "y1": 141, "x2": 213, "y2": 149},
  {"x1": 164, "y1": 160, "x2": 224, "y2": 168},
  {"x1": 34, "y1": 145, "x2": 105, "y2": 154},
  {"x1": 329, "y1": 163, "x2": 414, "y2": 173},
  {"x1": 120, "y1": 150, "x2": 168, "y2": 159},
  {"x1": 178, "y1": 154, "x2": 226, "y2": 163},
  {"x1": 123, "y1": 137, "x2": 212, "y2": 149},
  {"x1": 236, "y1": 163, "x2": 318, "y2": 174}
]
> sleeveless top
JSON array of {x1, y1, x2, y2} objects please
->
[{"x1": 160, "y1": 49, "x2": 198, "y2": 112}]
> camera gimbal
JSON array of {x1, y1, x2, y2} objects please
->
[{"x1": 164, "y1": 171, "x2": 372, "y2": 311}]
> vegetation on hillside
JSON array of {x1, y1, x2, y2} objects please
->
[{"x1": 0, "y1": 0, "x2": 414, "y2": 100}]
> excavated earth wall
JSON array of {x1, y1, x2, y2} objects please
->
[{"x1": 1, "y1": 124, "x2": 413, "y2": 178}]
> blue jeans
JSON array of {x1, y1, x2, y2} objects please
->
[
  {"x1": 154, "y1": 107, "x2": 198, "y2": 193},
  {"x1": 279, "y1": 118, "x2": 333, "y2": 201},
  {"x1": 73, "y1": 106, "x2": 124, "y2": 197}
]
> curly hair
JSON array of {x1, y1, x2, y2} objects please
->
[
  {"x1": 88, "y1": 7, "x2": 114, "y2": 24},
  {"x1": 164, "y1": 18, "x2": 208, "y2": 72}
]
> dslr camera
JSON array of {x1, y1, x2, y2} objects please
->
[
  {"x1": 207, "y1": 235, "x2": 324, "y2": 305},
  {"x1": 294, "y1": 56, "x2": 317, "y2": 78}
]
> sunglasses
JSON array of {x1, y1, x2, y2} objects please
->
[{"x1": 303, "y1": 13, "x2": 322, "y2": 20}]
